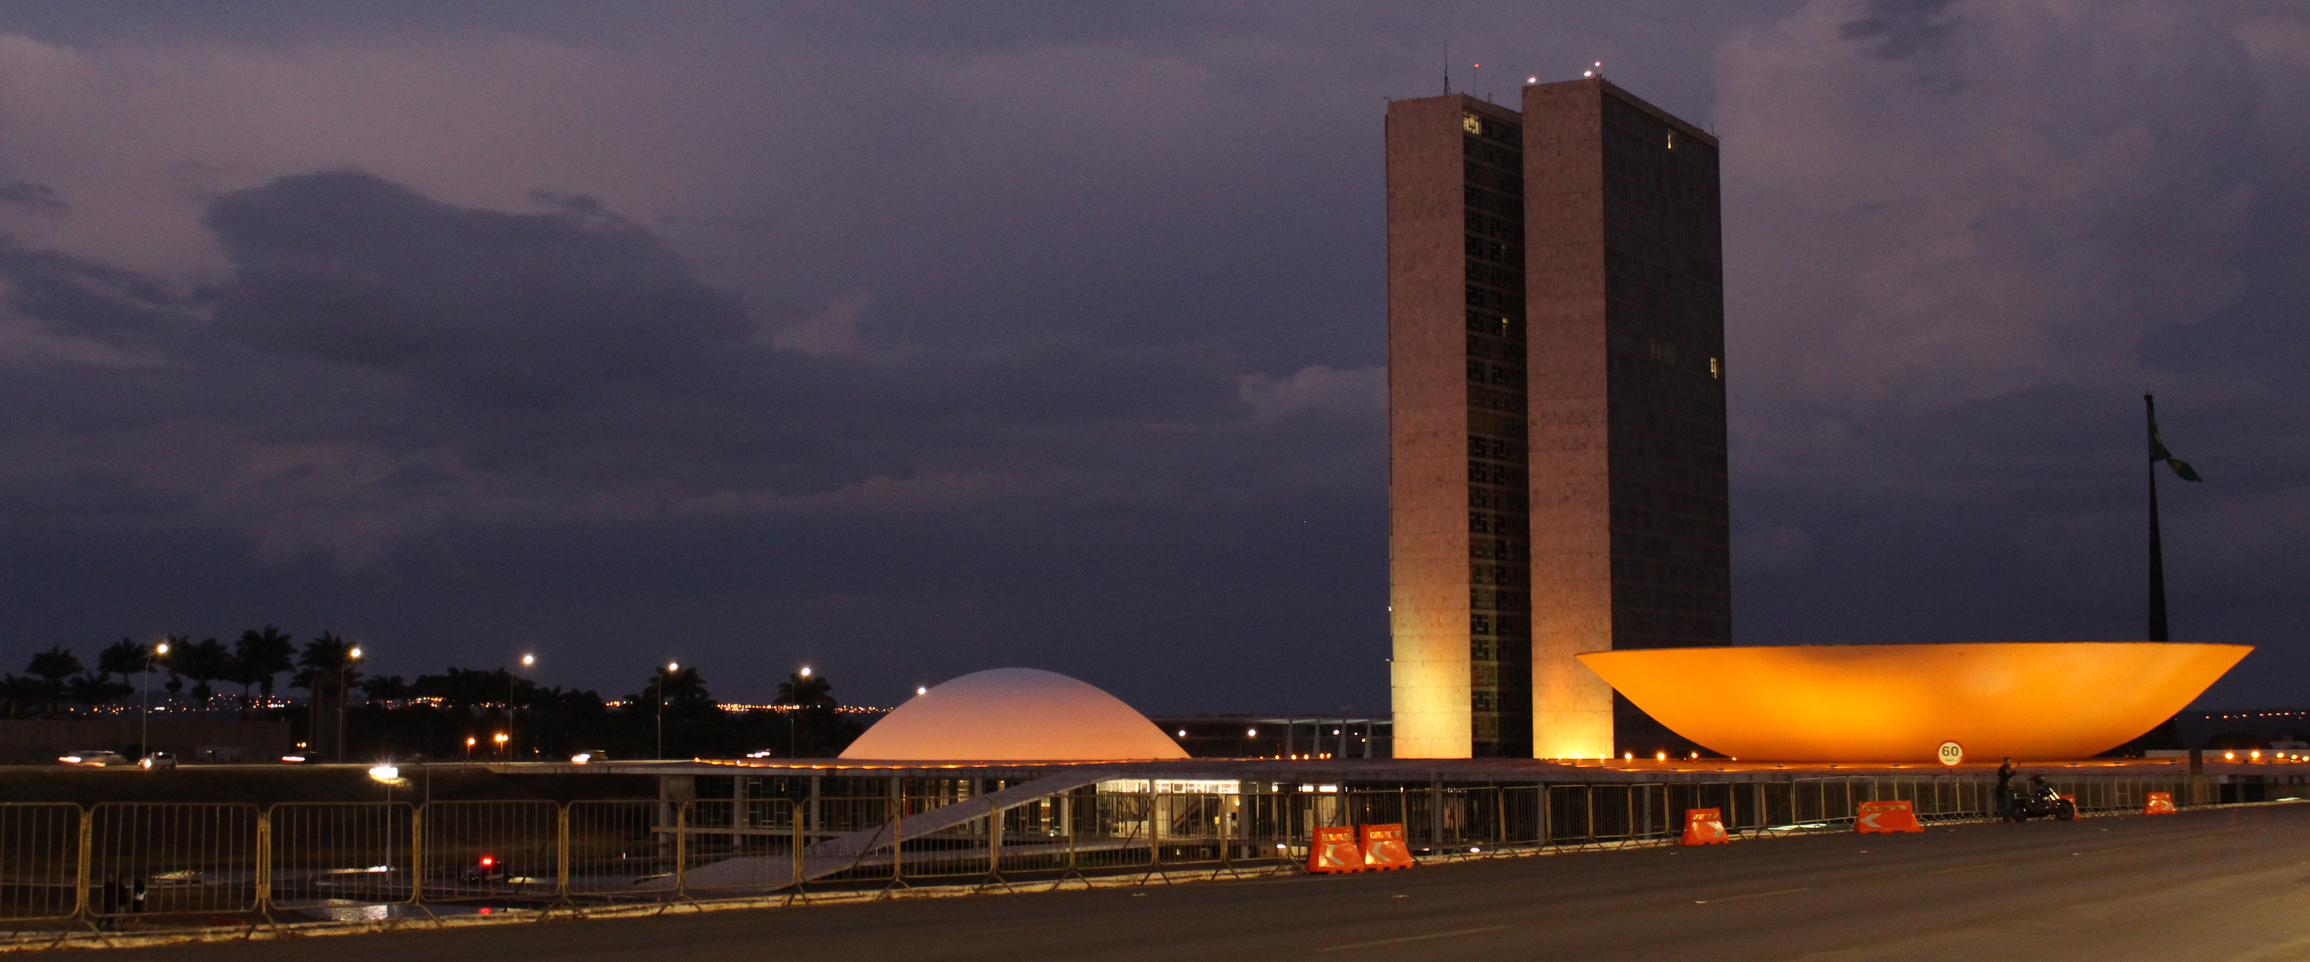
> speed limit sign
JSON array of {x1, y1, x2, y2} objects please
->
[{"x1": 1936, "y1": 741, "x2": 1964, "y2": 767}]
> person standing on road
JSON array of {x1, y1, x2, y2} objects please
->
[{"x1": 1996, "y1": 757, "x2": 2017, "y2": 820}]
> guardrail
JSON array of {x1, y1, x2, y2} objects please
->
[{"x1": 0, "y1": 769, "x2": 2253, "y2": 939}]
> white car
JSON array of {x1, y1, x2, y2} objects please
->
[
  {"x1": 140, "y1": 752, "x2": 178, "y2": 769},
  {"x1": 59, "y1": 750, "x2": 130, "y2": 767}
]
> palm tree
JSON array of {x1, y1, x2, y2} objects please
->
[
  {"x1": 234, "y1": 626, "x2": 296, "y2": 709},
  {"x1": 66, "y1": 673, "x2": 131, "y2": 709},
  {"x1": 176, "y1": 638, "x2": 232, "y2": 709},
  {"x1": 158, "y1": 634, "x2": 190, "y2": 705},
  {"x1": 295, "y1": 634, "x2": 362, "y2": 759},
  {"x1": 774, "y1": 671, "x2": 834, "y2": 708},
  {"x1": 96, "y1": 639, "x2": 146, "y2": 686},
  {"x1": 0, "y1": 674, "x2": 46, "y2": 719},
  {"x1": 26, "y1": 646, "x2": 82, "y2": 716},
  {"x1": 773, "y1": 670, "x2": 842, "y2": 758}
]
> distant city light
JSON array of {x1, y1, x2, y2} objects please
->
[{"x1": 1247, "y1": 728, "x2": 1258, "y2": 737}]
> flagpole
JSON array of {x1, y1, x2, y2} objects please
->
[{"x1": 2146, "y1": 394, "x2": 2169, "y2": 642}]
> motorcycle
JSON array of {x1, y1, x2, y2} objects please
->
[{"x1": 2003, "y1": 776, "x2": 2078, "y2": 822}]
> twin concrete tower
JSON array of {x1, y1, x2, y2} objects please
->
[{"x1": 1388, "y1": 78, "x2": 1730, "y2": 759}]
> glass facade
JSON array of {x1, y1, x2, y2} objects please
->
[
  {"x1": 1461, "y1": 112, "x2": 1534, "y2": 758},
  {"x1": 1598, "y1": 94, "x2": 1731, "y2": 651}
]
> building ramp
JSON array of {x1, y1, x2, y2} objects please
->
[{"x1": 672, "y1": 768, "x2": 1116, "y2": 891}]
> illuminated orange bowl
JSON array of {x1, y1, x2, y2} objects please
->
[{"x1": 1577, "y1": 642, "x2": 2251, "y2": 762}]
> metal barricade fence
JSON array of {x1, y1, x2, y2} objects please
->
[
  {"x1": 419, "y1": 801, "x2": 558, "y2": 902},
  {"x1": 1063, "y1": 793, "x2": 1154, "y2": 875},
  {"x1": 0, "y1": 768, "x2": 2261, "y2": 920},
  {"x1": 680, "y1": 799, "x2": 795, "y2": 897},
  {"x1": 989, "y1": 792, "x2": 1076, "y2": 878},
  {"x1": 798, "y1": 796, "x2": 899, "y2": 885},
  {"x1": 267, "y1": 803, "x2": 416, "y2": 910},
  {"x1": 0, "y1": 803, "x2": 81, "y2": 922},
  {"x1": 85, "y1": 803, "x2": 261, "y2": 920},
  {"x1": 565, "y1": 800, "x2": 668, "y2": 898}
]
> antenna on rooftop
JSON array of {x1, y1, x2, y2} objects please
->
[{"x1": 1443, "y1": 42, "x2": 1451, "y2": 94}]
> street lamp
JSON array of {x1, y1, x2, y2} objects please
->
[
  {"x1": 509, "y1": 654, "x2": 536, "y2": 760},
  {"x1": 338, "y1": 646, "x2": 363, "y2": 763},
  {"x1": 789, "y1": 666, "x2": 813, "y2": 758},
  {"x1": 465, "y1": 735, "x2": 476, "y2": 758},
  {"x1": 493, "y1": 732, "x2": 509, "y2": 756},
  {"x1": 657, "y1": 661, "x2": 678, "y2": 760},
  {"x1": 140, "y1": 640, "x2": 170, "y2": 759}
]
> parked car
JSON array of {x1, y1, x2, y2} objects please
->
[
  {"x1": 139, "y1": 752, "x2": 177, "y2": 770},
  {"x1": 58, "y1": 750, "x2": 130, "y2": 767}
]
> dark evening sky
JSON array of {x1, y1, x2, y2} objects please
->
[{"x1": 1, "y1": 1, "x2": 2305, "y2": 712}]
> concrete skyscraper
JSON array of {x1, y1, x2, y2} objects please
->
[{"x1": 1388, "y1": 77, "x2": 1729, "y2": 759}]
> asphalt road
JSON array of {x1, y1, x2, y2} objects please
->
[{"x1": 114, "y1": 804, "x2": 2310, "y2": 962}]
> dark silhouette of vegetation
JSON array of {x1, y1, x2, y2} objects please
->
[{"x1": 3, "y1": 634, "x2": 871, "y2": 760}]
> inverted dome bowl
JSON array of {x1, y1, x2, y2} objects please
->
[{"x1": 1577, "y1": 642, "x2": 2250, "y2": 762}]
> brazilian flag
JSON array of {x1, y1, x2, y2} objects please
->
[{"x1": 2150, "y1": 416, "x2": 2203, "y2": 482}]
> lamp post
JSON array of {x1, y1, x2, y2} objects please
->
[
  {"x1": 657, "y1": 661, "x2": 678, "y2": 760},
  {"x1": 789, "y1": 666, "x2": 812, "y2": 758},
  {"x1": 509, "y1": 653, "x2": 535, "y2": 760},
  {"x1": 338, "y1": 645, "x2": 362, "y2": 763},
  {"x1": 140, "y1": 640, "x2": 170, "y2": 759}
]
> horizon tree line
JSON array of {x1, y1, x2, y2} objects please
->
[{"x1": 1, "y1": 633, "x2": 862, "y2": 760}]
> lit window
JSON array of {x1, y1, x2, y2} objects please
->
[
  {"x1": 1463, "y1": 114, "x2": 1482, "y2": 135},
  {"x1": 1709, "y1": 357, "x2": 1721, "y2": 379}
]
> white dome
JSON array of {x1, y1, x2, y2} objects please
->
[{"x1": 839, "y1": 668, "x2": 1188, "y2": 761}]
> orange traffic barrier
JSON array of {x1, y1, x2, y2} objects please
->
[
  {"x1": 1308, "y1": 826, "x2": 1363, "y2": 873},
  {"x1": 2144, "y1": 792, "x2": 2176, "y2": 815},
  {"x1": 1359, "y1": 823, "x2": 1413, "y2": 870},
  {"x1": 1856, "y1": 800, "x2": 1924, "y2": 833},
  {"x1": 1681, "y1": 807, "x2": 1728, "y2": 845}
]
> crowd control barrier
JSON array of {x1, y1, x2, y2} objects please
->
[{"x1": 0, "y1": 765, "x2": 2276, "y2": 941}]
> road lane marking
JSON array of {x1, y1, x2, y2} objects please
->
[
  {"x1": 1693, "y1": 887, "x2": 1812, "y2": 904},
  {"x1": 971, "y1": 918, "x2": 1117, "y2": 937},
  {"x1": 1318, "y1": 924, "x2": 1513, "y2": 951},
  {"x1": 1924, "y1": 862, "x2": 2003, "y2": 875}
]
